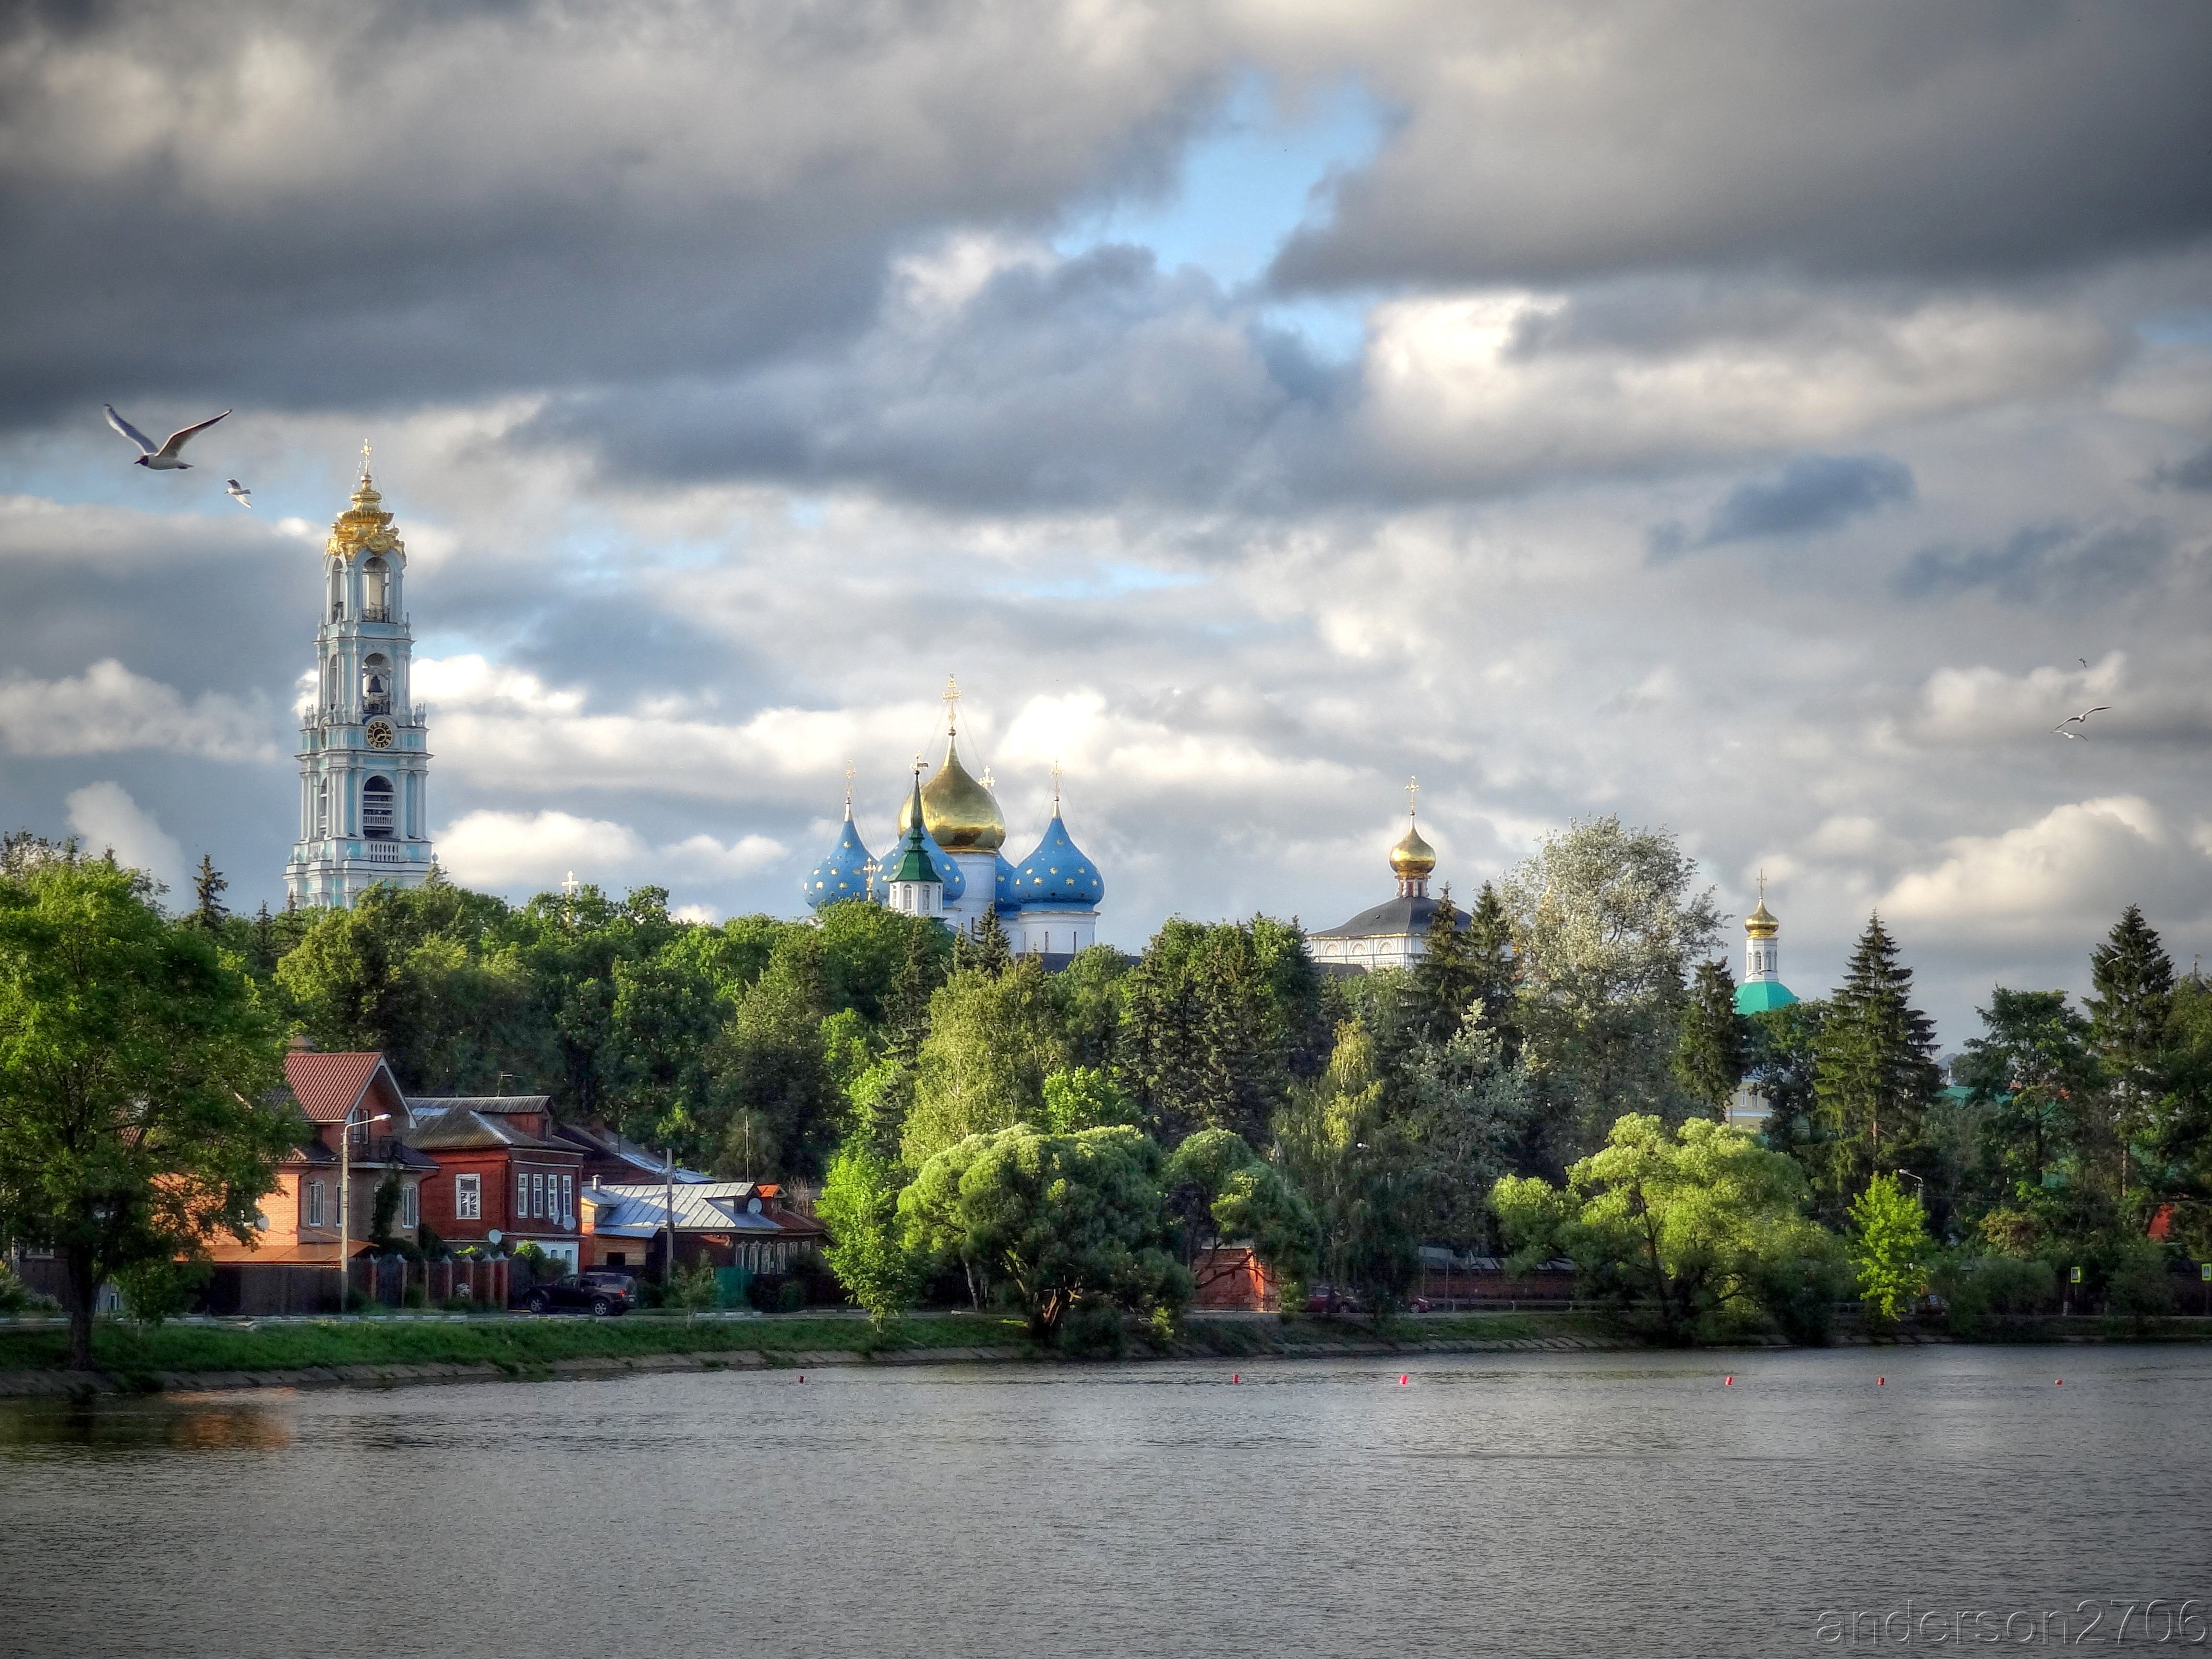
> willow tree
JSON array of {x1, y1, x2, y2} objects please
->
[{"x1": 0, "y1": 852, "x2": 292, "y2": 1369}]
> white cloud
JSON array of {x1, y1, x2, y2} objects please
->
[
  {"x1": 1882, "y1": 797, "x2": 2212, "y2": 941},
  {"x1": 435, "y1": 808, "x2": 784, "y2": 897},
  {"x1": 65, "y1": 781, "x2": 187, "y2": 895},
  {"x1": 0, "y1": 660, "x2": 277, "y2": 761},
  {"x1": 1358, "y1": 290, "x2": 2116, "y2": 486}
]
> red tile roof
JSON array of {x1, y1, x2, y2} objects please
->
[{"x1": 284, "y1": 1051, "x2": 392, "y2": 1123}]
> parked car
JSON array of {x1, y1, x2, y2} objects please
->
[
  {"x1": 527, "y1": 1271, "x2": 636, "y2": 1317},
  {"x1": 1304, "y1": 1287, "x2": 1362, "y2": 1316}
]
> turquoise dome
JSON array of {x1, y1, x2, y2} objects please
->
[
  {"x1": 1013, "y1": 814, "x2": 1104, "y2": 909},
  {"x1": 803, "y1": 816, "x2": 874, "y2": 910},
  {"x1": 995, "y1": 852, "x2": 1022, "y2": 914}
]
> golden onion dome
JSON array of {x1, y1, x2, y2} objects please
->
[
  {"x1": 1389, "y1": 817, "x2": 1436, "y2": 879},
  {"x1": 898, "y1": 734, "x2": 1006, "y2": 852},
  {"x1": 326, "y1": 452, "x2": 404, "y2": 564},
  {"x1": 1745, "y1": 897, "x2": 1779, "y2": 938}
]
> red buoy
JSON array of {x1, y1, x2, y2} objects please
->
[
  {"x1": 798, "y1": 1373, "x2": 805, "y2": 1382},
  {"x1": 1399, "y1": 1374, "x2": 1409, "y2": 1385},
  {"x1": 2055, "y1": 1379, "x2": 2063, "y2": 1386},
  {"x1": 1877, "y1": 1377, "x2": 1886, "y2": 1386},
  {"x1": 1232, "y1": 1373, "x2": 1240, "y2": 1383},
  {"x1": 1724, "y1": 1376, "x2": 1733, "y2": 1386}
]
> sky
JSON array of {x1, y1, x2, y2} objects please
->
[{"x1": 2, "y1": 0, "x2": 2211, "y2": 1046}]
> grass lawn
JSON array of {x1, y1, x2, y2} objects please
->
[{"x1": 0, "y1": 1306, "x2": 1607, "y2": 1381}]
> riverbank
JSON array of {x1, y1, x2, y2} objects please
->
[
  {"x1": 3, "y1": 1308, "x2": 2206, "y2": 1398},
  {"x1": 0, "y1": 1308, "x2": 1628, "y2": 1395}
]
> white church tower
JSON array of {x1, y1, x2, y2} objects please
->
[{"x1": 286, "y1": 449, "x2": 437, "y2": 907}]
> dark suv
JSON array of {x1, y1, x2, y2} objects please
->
[{"x1": 526, "y1": 1271, "x2": 636, "y2": 1317}]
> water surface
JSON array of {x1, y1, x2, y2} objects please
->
[{"x1": 2, "y1": 1345, "x2": 2207, "y2": 1658}]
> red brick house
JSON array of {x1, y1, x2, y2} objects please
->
[
  {"x1": 406, "y1": 1095, "x2": 586, "y2": 1272},
  {"x1": 202, "y1": 1049, "x2": 439, "y2": 1313}
]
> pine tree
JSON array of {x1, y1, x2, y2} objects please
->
[
  {"x1": 1673, "y1": 958, "x2": 1748, "y2": 1118},
  {"x1": 2087, "y1": 904, "x2": 2175, "y2": 1195},
  {"x1": 952, "y1": 909, "x2": 1013, "y2": 976},
  {"x1": 1465, "y1": 881, "x2": 1518, "y2": 1059},
  {"x1": 1813, "y1": 914, "x2": 1941, "y2": 1207},
  {"x1": 190, "y1": 854, "x2": 228, "y2": 930},
  {"x1": 1409, "y1": 886, "x2": 1478, "y2": 1044}
]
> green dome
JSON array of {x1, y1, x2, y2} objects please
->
[{"x1": 1735, "y1": 980, "x2": 1799, "y2": 1015}]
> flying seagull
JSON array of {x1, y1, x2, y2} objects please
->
[
  {"x1": 224, "y1": 478, "x2": 252, "y2": 508},
  {"x1": 2052, "y1": 705, "x2": 2110, "y2": 738},
  {"x1": 104, "y1": 404, "x2": 229, "y2": 469}
]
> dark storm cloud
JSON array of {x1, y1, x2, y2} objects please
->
[
  {"x1": 2155, "y1": 441, "x2": 2212, "y2": 493},
  {"x1": 1697, "y1": 454, "x2": 1915, "y2": 549},
  {"x1": 0, "y1": 0, "x2": 1226, "y2": 425},
  {"x1": 1891, "y1": 521, "x2": 2173, "y2": 606},
  {"x1": 530, "y1": 246, "x2": 1347, "y2": 512},
  {"x1": 1274, "y1": 2, "x2": 2212, "y2": 290}
]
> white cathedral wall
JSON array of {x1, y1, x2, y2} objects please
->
[{"x1": 1013, "y1": 909, "x2": 1095, "y2": 956}]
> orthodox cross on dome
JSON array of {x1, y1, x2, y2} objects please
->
[
  {"x1": 1405, "y1": 774, "x2": 1420, "y2": 817},
  {"x1": 1757, "y1": 867, "x2": 1767, "y2": 903},
  {"x1": 842, "y1": 761, "x2": 856, "y2": 815},
  {"x1": 980, "y1": 766, "x2": 995, "y2": 790},
  {"x1": 359, "y1": 439, "x2": 373, "y2": 480},
  {"x1": 943, "y1": 674, "x2": 961, "y2": 735},
  {"x1": 562, "y1": 870, "x2": 580, "y2": 898},
  {"x1": 1051, "y1": 759, "x2": 1063, "y2": 811}
]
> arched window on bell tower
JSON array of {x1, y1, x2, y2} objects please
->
[
  {"x1": 363, "y1": 556, "x2": 390, "y2": 622},
  {"x1": 362, "y1": 776, "x2": 396, "y2": 840},
  {"x1": 362, "y1": 653, "x2": 391, "y2": 716},
  {"x1": 328, "y1": 565, "x2": 344, "y2": 623}
]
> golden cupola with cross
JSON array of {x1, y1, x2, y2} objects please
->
[
  {"x1": 1310, "y1": 776, "x2": 1471, "y2": 973},
  {"x1": 286, "y1": 444, "x2": 437, "y2": 909},
  {"x1": 897, "y1": 677, "x2": 1007, "y2": 852}
]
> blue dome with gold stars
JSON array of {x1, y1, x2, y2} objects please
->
[
  {"x1": 1013, "y1": 813, "x2": 1103, "y2": 909},
  {"x1": 803, "y1": 815, "x2": 874, "y2": 911},
  {"x1": 995, "y1": 852, "x2": 1022, "y2": 914}
]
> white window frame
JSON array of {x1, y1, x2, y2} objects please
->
[
  {"x1": 456, "y1": 1173, "x2": 481, "y2": 1221},
  {"x1": 561, "y1": 1174, "x2": 574, "y2": 1227},
  {"x1": 401, "y1": 1182, "x2": 418, "y2": 1231},
  {"x1": 306, "y1": 1179, "x2": 325, "y2": 1229},
  {"x1": 516, "y1": 1171, "x2": 529, "y2": 1218},
  {"x1": 531, "y1": 1172, "x2": 545, "y2": 1219}
]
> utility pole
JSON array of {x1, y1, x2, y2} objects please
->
[{"x1": 337, "y1": 1107, "x2": 390, "y2": 1313}]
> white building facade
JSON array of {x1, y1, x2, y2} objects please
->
[{"x1": 286, "y1": 459, "x2": 437, "y2": 907}]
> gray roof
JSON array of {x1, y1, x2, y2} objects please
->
[
  {"x1": 406, "y1": 1107, "x2": 566, "y2": 1153},
  {"x1": 408, "y1": 1094, "x2": 554, "y2": 1118},
  {"x1": 585, "y1": 1179, "x2": 796, "y2": 1238},
  {"x1": 1311, "y1": 894, "x2": 1470, "y2": 941}
]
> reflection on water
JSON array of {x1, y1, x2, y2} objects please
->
[{"x1": 0, "y1": 1346, "x2": 2207, "y2": 1659}]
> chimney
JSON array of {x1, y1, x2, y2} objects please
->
[{"x1": 286, "y1": 1032, "x2": 317, "y2": 1052}]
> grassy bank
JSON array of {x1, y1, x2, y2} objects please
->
[{"x1": 0, "y1": 1307, "x2": 1600, "y2": 1382}]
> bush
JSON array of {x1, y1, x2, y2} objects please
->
[
  {"x1": 114, "y1": 1258, "x2": 212, "y2": 1324},
  {"x1": 1750, "y1": 1251, "x2": 1855, "y2": 1346},
  {"x1": 671, "y1": 1258, "x2": 721, "y2": 1311},
  {"x1": 776, "y1": 1278, "x2": 806, "y2": 1313},
  {"x1": 2109, "y1": 1247, "x2": 2177, "y2": 1328},
  {"x1": 1933, "y1": 1255, "x2": 2056, "y2": 1336},
  {"x1": 1058, "y1": 1299, "x2": 1129, "y2": 1358}
]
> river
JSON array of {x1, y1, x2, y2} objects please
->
[{"x1": 1, "y1": 1345, "x2": 2207, "y2": 1657}]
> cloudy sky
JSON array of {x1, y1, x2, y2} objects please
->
[{"x1": 3, "y1": 0, "x2": 2210, "y2": 1043}]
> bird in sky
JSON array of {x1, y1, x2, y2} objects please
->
[
  {"x1": 224, "y1": 478, "x2": 252, "y2": 508},
  {"x1": 104, "y1": 404, "x2": 229, "y2": 469},
  {"x1": 2078, "y1": 657, "x2": 2090, "y2": 670},
  {"x1": 2052, "y1": 705, "x2": 2110, "y2": 738}
]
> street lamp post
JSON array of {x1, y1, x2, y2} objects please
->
[{"x1": 337, "y1": 1109, "x2": 391, "y2": 1314}]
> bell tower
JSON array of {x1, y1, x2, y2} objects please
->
[{"x1": 286, "y1": 447, "x2": 437, "y2": 907}]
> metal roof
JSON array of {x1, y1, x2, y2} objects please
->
[
  {"x1": 1310, "y1": 893, "x2": 1470, "y2": 941},
  {"x1": 285, "y1": 1051, "x2": 404, "y2": 1123}
]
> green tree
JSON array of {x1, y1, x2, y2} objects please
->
[
  {"x1": 1848, "y1": 1173, "x2": 1933, "y2": 1324},
  {"x1": 1401, "y1": 1023, "x2": 1536, "y2": 1247},
  {"x1": 1039, "y1": 1066, "x2": 1137, "y2": 1132},
  {"x1": 1273, "y1": 1019, "x2": 1424, "y2": 1313},
  {"x1": 1162, "y1": 1128, "x2": 1320, "y2": 1295},
  {"x1": 0, "y1": 854, "x2": 295, "y2": 1368},
  {"x1": 1503, "y1": 817, "x2": 1722, "y2": 1160},
  {"x1": 712, "y1": 933, "x2": 839, "y2": 1176},
  {"x1": 1491, "y1": 1113, "x2": 1834, "y2": 1344},
  {"x1": 1462, "y1": 881, "x2": 1519, "y2": 1058},
  {"x1": 903, "y1": 960, "x2": 1068, "y2": 1167},
  {"x1": 2086, "y1": 904, "x2": 2176, "y2": 1197},
  {"x1": 1744, "y1": 999, "x2": 1827, "y2": 1167},
  {"x1": 816, "y1": 1140, "x2": 920, "y2": 1327},
  {"x1": 1408, "y1": 888, "x2": 1478, "y2": 1044},
  {"x1": 1117, "y1": 919, "x2": 1290, "y2": 1145},
  {"x1": 1812, "y1": 914, "x2": 1940, "y2": 1212},
  {"x1": 1957, "y1": 988, "x2": 2099, "y2": 1223},
  {"x1": 951, "y1": 908, "x2": 1014, "y2": 976},
  {"x1": 899, "y1": 1123, "x2": 1190, "y2": 1342},
  {"x1": 189, "y1": 854, "x2": 228, "y2": 931},
  {"x1": 1674, "y1": 958, "x2": 1749, "y2": 1118}
]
